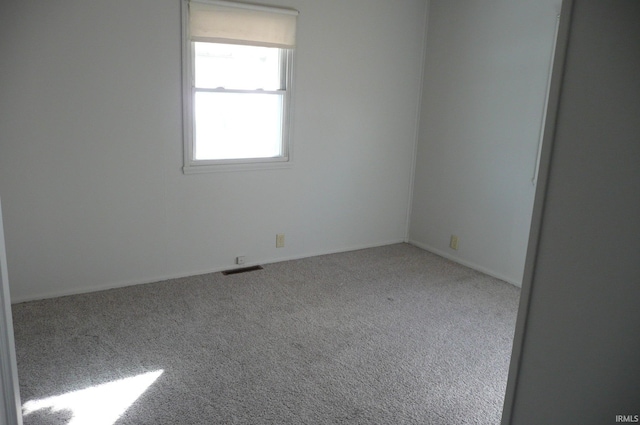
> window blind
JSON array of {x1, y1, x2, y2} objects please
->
[{"x1": 189, "y1": 1, "x2": 298, "y2": 49}]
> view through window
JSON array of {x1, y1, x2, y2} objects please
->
[{"x1": 193, "y1": 42, "x2": 286, "y2": 161}]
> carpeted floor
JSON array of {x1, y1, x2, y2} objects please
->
[{"x1": 12, "y1": 243, "x2": 520, "y2": 424}]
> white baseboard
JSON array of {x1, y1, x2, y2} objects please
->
[
  {"x1": 258, "y1": 239, "x2": 407, "y2": 268},
  {"x1": 11, "y1": 239, "x2": 407, "y2": 304},
  {"x1": 408, "y1": 239, "x2": 522, "y2": 288},
  {"x1": 13, "y1": 238, "x2": 521, "y2": 303}
]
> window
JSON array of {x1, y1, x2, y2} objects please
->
[{"x1": 181, "y1": 0, "x2": 298, "y2": 173}]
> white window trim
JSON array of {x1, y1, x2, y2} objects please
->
[{"x1": 181, "y1": 0, "x2": 296, "y2": 174}]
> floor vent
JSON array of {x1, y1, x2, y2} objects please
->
[{"x1": 222, "y1": 265, "x2": 264, "y2": 275}]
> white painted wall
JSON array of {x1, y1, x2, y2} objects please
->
[
  {"x1": 409, "y1": 0, "x2": 561, "y2": 286},
  {"x1": 503, "y1": 1, "x2": 640, "y2": 422},
  {"x1": 0, "y1": 0, "x2": 427, "y2": 302}
]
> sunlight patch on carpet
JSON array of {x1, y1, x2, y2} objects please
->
[{"x1": 22, "y1": 370, "x2": 163, "y2": 425}]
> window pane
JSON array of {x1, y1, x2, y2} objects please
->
[
  {"x1": 194, "y1": 42, "x2": 281, "y2": 90},
  {"x1": 194, "y1": 92, "x2": 284, "y2": 160}
]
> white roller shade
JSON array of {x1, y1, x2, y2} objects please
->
[{"x1": 189, "y1": 1, "x2": 298, "y2": 49}]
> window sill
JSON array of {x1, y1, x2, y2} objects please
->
[{"x1": 182, "y1": 158, "x2": 293, "y2": 174}]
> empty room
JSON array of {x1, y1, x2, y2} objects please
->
[{"x1": 1, "y1": 0, "x2": 638, "y2": 424}]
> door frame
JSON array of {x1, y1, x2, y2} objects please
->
[{"x1": 0, "y1": 197, "x2": 22, "y2": 425}]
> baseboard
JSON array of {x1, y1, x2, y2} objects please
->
[
  {"x1": 11, "y1": 239, "x2": 407, "y2": 304},
  {"x1": 258, "y1": 239, "x2": 407, "y2": 268},
  {"x1": 408, "y1": 240, "x2": 522, "y2": 288}
]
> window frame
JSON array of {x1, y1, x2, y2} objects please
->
[{"x1": 181, "y1": 0, "x2": 295, "y2": 174}]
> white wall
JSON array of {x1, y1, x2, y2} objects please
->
[
  {"x1": 409, "y1": 0, "x2": 561, "y2": 286},
  {"x1": 503, "y1": 1, "x2": 640, "y2": 422},
  {"x1": 0, "y1": 0, "x2": 427, "y2": 302}
]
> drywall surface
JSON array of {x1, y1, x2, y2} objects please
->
[
  {"x1": 505, "y1": 1, "x2": 640, "y2": 423},
  {"x1": 0, "y1": 0, "x2": 427, "y2": 301},
  {"x1": 409, "y1": 0, "x2": 561, "y2": 286}
]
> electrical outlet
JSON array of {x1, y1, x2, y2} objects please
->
[
  {"x1": 236, "y1": 256, "x2": 245, "y2": 265},
  {"x1": 450, "y1": 235, "x2": 459, "y2": 250},
  {"x1": 276, "y1": 234, "x2": 285, "y2": 248}
]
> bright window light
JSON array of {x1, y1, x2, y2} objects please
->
[
  {"x1": 22, "y1": 370, "x2": 163, "y2": 425},
  {"x1": 191, "y1": 42, "x2": 287, "y2": 163},
  {"x1": 194, "y1": 42, "x2": 281, "y2": 91},
  {"x1": 194, "y1": 91, "x2": 283, "y2": 160}
]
